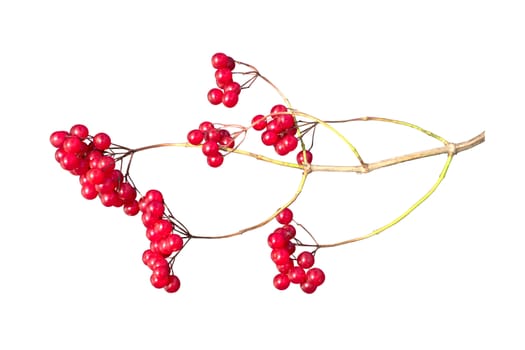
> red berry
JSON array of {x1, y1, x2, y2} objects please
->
[
  {"x1": 215, "y1": 68, "x2": 233, "y2": 89},
  {"x1": 144, "y1": 189, "x2": 164, "y2": 204},
  {"x1": 150, "y1": 271, "x2": 169, "y2": 289},
  {"x1": 224, "y1": 82, "x2": 241, "y2": 95},
  {"x1": 288, "y1": 266, "x2": 307, "y2": 284},
  {"x1": 50, "y1": 131, "x2": 69, "y2": 148},
  {"x1": 199, "y1": 121, "x2": 215, "y2": 133},
  {"x1": 261, "y1": 130, "x2": 279, "y2": 146},
  {"x1": 300, "y1": 281, "x2": 317, "y2": 294},
  {"x1": 271, "y1": 104, "x2": 288, "y2": 117},
  {"x1": 267, "y1": 230, "x2": 287, "y2": 249},
  {"x1": 307, "y1": 267, "x2": 325, "y2": 286},
  {"x1": 225, "y1": 56, "x2": 235, "y2": 70},
  {"x1": 149, "y1": 239, "x2": 161, "y2": 254},
  {"x1": 276, "y1": 207, "x2": 293, "y2": 225},
  {"x1": 207, "y1": 88, "x2": 223, "y2": 105},
  {"x1": 79, "y1": 174, "x2": 89, "y2": 186},
  {"x1": 86, "y1": 168, "x2": 106, "y2": 185},
  {"x1": 96, "y1": 155, "x2": 115, "y2": 173},
  {"x1": 285, "y1": 240, "x2": 296, "y2": 255},
  {"x1": 266, "y1": 119, "x2": 283, "y2": 133},
  {"x1": 110, "y1": 194, "x2": 123, "y2": 207},
  {"x1": 219, "y1": 135, "x2": 235, "y2": 149},
  {"x1": 187, "y1": 129, "x2": 204, "y2": 145},
  {"x1": 281, "y1": 134, "x2": 298, "y2": 153},
  {"x1": 70, "y1": 124, "x2": 89, "y2": 140},
  {"x1": 207, "y1": 154, "x2": 224, "y2": 168},
  {"x1": 144, "y1": 200, "x2": 165, "y2": 218},
  {"x1": 276, "y1": 259, "x2": 294, "y2": 274},
  {"x1": 99, "y1": 191, "x2": 119, "y2": 207},
  {"x1": 273, "y1": 273, "x2": 290, "y2": 290},
  {"x1": 93, "y1": 132, "x2": 111, "y2": 150},
  {"x1": 123, "y1": 200, "x2": 140, "y2": 216},
  {"x1": 164, "y1": 275, "x2": 181, "y2": 293},
  {"x1": 202, "y1": 141, "x2": 220, "y2": 157},
  {"x1": 62, "y1": 136, "x2": 84, "y2": 154},
  {"x1": 145, "y1": 251, "x2": 168, "y2": 270},
  {"x1": 206, "y1": 128, "x2": 222, "y2": 143},
  {"x1": 54, "y1": 148, "x2": 66, "y2": 163},
  {"x1": 296, "y1": 150, "x2": 313, "y2": 165},
  {"x1": 274, "y1": 141, "x2": 289, "y2": 156},
  {"x1": 60, "y1": 153, "x2": 80, "y2": 171},
  {"x1": 117, "y1": 182, "x2": 137, "y2": 203},
  {"x1": 150, "y1": 219, "x2": 173, "y2": 241},
  {"x1": 271, "y1": 248, "x2": 290, "y2": 265},
  {"x1": 142, "y1": 249, "x2": 156, "y2": 266},
  {"x1": 251, "y1": 115, "x2": 267, "y2": 131},
  {"x1": 281, "y1": 224, "x2": 296, "y2": 240},
  {"x1": 142, "y1": 212, "x2": 159, "y2": 228},
  {"x1": 222, "y1": 91, "x2": 239, "y2": 108},
  {"x1": 171, "y1": 235, "x2": 184, "y2": 252},
  {"x1": 158, "y1": 240, "x2": 172, "y2": 257},
  {"x1": 218, "y1": 129, "x2": 231, "y2": 139},
  {"x1": 81, "y1": 183, "x2": 98, "y2": 200},
  {"x1": 278, "y1": 113, "x2": 295, "y2": 130},
  {"x1": 70, "y1": 159, "x2": 89, "y2": 176},
  {"x1": 211, "y1": 52, "x2": 230, "y2": 69},
  {"x1": 95, "y1": 178, "x2": 117, "y2": 194},
  {"x1": 108, "y1": 169, "x2": 123, "y2": 185},
  {"x1": 297, "y1": 251, "x2": 315, "y2": 269},
  {"x1": 87, "y1": 150, "x2": 103, "y2": 168}
]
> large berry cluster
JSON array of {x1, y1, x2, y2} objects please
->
[
  {"x1": 50, "y1": 124, "x2": 185, "y2": 293},
  {"x1": 139, "y1": 189, "x2": 183, "y2": 293},
  {"x1": 207, "y1": 52, "x2": 240, "y2": 108},
  {"x1": 268, "y1": 207, "x2": 325, "y2": 294}
]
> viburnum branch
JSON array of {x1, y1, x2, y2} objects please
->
[{"x1": 49, "y1": 52, "x2": 486, "y2": 294}]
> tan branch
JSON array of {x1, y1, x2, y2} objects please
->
[{"x1": 308, "y1": 131, "x2": 485, "y2": 174}]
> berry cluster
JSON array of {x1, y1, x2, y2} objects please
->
[
  {"x1": 50, "y1": 124, "x2": 140, "y2": 214},
  {"x1": 186, "y1": 121, "x2": 236, "y2": 168},
  {"x1": 50, "y1": 124, "x2": 184, "y2": 293},
  {"x1": 207, "y1": 52, "x2": 240, "y2": 108},
  {"x1": 139, "y1": 189, "x2": 183, "y2": 293},
  {"x1": 252, "y1": 104, "x2": 300, "y2": 157},
  {"x1": 267, "y1": 207, "x2": 325, "y2": 294}
]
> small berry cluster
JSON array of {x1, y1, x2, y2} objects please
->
[
  {"x1": 139, "y1": 189, "x2": 183, "y2": 293},
  {"x1": 49, "y1": 124, "x2": 140, "y2": 215},
  {"x1": 268, "y1": 207, "x2": 325, "y2": 294},
  {"x1": 207, "y1": 52, "x2": 240, "y2": 108},
  {"x1": 187, "y1": 121, "x2": 236, "y2": 168},
  {"x1": 252, "y1": 104, "x2": 300, "y2": 157}
]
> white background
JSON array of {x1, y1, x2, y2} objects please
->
[{"x1": 0, "y1": 1, "x2": 521, "y2": 349}]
